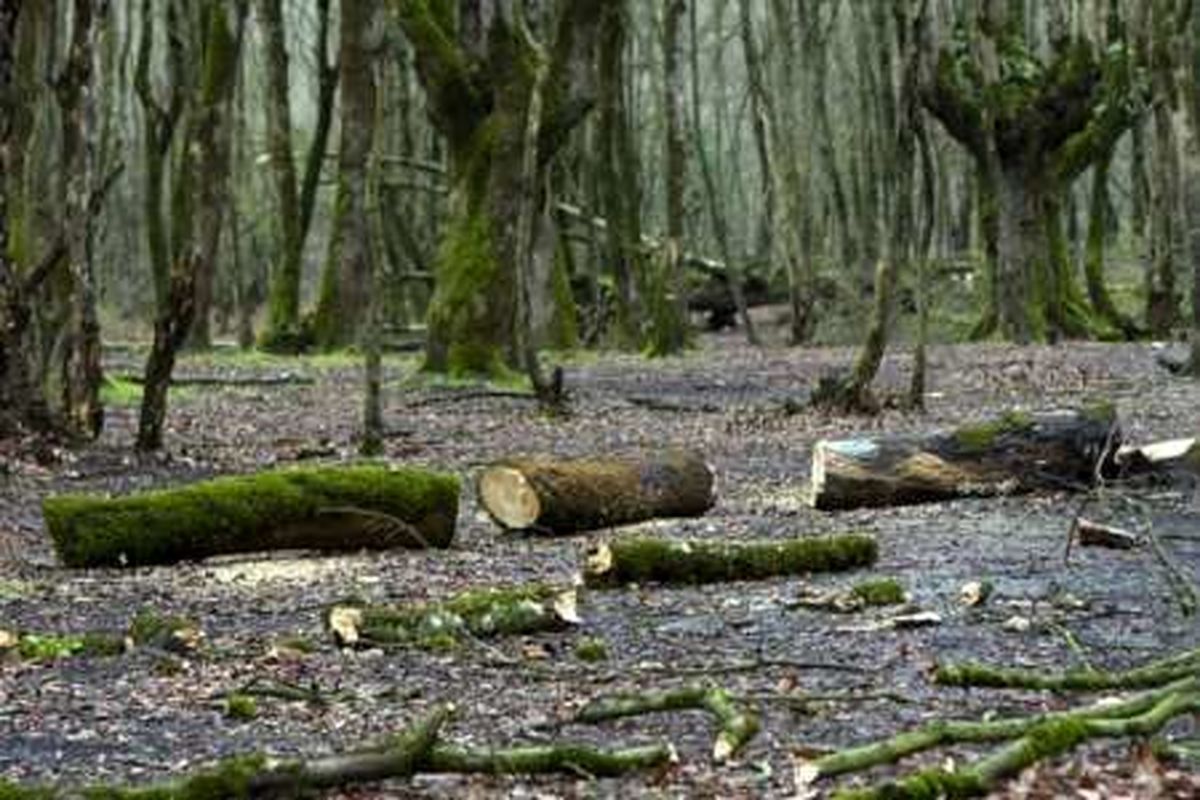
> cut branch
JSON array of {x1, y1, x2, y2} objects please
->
[{"x1": 934, "y1": 647, "x2": 1200, "y2": 691}]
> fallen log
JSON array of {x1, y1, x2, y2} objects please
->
[
  {"x1": 583, "y1": 534, "x2": 877, "y2": 587},
  {"x1": 810, "y1": 406, "x2": 1119, "y2": 511},
  {"x1": 111, "y1": 371, "x2": 315, "y2": 387},
  {"x1": 1072, "y1": 517, "x2": 1142, "y2": 549},
  {"x1": 578, "y1": 685, "x2": 758, "y2": 762},
  {"x1": 478, "y1": 450, "x2": 715, "y2": 533},
  {"x1": 45, "y1": 464, "x2": 460, "y2": 568},
  {"x1": 328, "y1": 584, "x2": 579, "y2": 649},
  {"x1": 1116, "y1": 436, "x2": 1200, "y2": 475}
]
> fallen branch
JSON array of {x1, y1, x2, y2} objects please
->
[
  {"x1": 934, "y1": 646, "x2": 1200, "y2": 691},
  {"x1": 830, "y1": 688, "x2": 1200, "y2": 799},
  {"x1": 424, "y1": 741, "x2": 673, "y2": 777},
  {"x1": 1071, "y1": 517, "x2": 1142, "y2": 549},
  {"x1": 584, "y1": 534, "x2": 878, "y2": 587},
  {"x1": 44, "y1": 464, "x2": 460, "y2": 567},
  {"x1": 479, "y1": 450, "x2": 715, "y2": 534},
  {"x1": 578, "y1": 685, "x2": 758, "y2": 762},
  {"x1": 807, "y1": 676, "x2": 1196, "y2": 780},
  {"x1": 328, "y1": 584, "x2": 579, "y2": 649},
  {"x1": 111, "y1": 371, "x2": 315, "y2": 388}
]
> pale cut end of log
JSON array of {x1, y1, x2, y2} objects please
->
[
  {"x1": 328, "y1": 606, "x2": 363, "y2": 646},
  {"x1": 586, "y1": 543, "x2": 615, "y2": 580},
  {"x1": 553, "y1": 589, "x2": 582, "y2": 625},
  {"x1": 478, "y1": 466, "x2": 541, "y2": 529}
]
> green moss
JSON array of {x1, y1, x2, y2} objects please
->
[
  {"x1": 0, "y1": 780, "x2": 56, "y2": 800},
  {"x1": 128, "y1": 609, "x2": 201, "y2": 653},
  {"x1": 952, "y1": 410, "x2": 1035, "y2": 453},
  {"x1": 547, "y1": 239, "x2": 579, "y2": 351},
  {"x1": 348, "y1": 584, "x2": 569, "y2": 650},
  {"x1": 588, "y1": 534, "x2": 879, "y2": 587},
  {"x1": 44, "y1": 464, "x2": 460, "y2": 568},
  {"x1": 274, "y1": 635, "x2": 315, "y2": 654},
  {"x1": 1080, "y1": 400, "x2": 1116, "y2": 426},
  {"x1": 16, "y1": 632, "x2": 124, "y2": 662},
  {"x1": 833, "y1": 766, "x2": 987, "y2": 799},
  {"x1": 851, "y1": 578, "x2": 906, "y2": 607},
  {"x1": 574, "y1": 637, "x2": 609, "y2": 662},
  {"x1": 100, "y1": 377, "x2": 142, "y2": 407},
  {"x1": 223, "y1": 694, "x2": 258, "y2": 721}
]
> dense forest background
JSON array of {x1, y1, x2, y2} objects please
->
[{"x1": 2, "y1": 0, "x2": 1199, "y2": 446}]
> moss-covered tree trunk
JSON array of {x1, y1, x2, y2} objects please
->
[
  {"x1": 922, "y1": 6, "x2": 1143, "y2": 343},
  {"x1": 312, "y1": 1, "x2": 378, "y2": 351},
  {"x1": 137, "y1": 1, "x2": 243, "y2": 450},
  {"x1": 395, "y1": 1, "x2": 603, "y2": 377},
  {"x1": 1144, "y1": 2, "x2": 1181, "y2": 337}
]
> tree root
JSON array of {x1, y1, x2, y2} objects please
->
[
  {"x1": 578, "y1": 685, "x2": 758, "y2": 762},
  {"x1": 934, "y1": 646, "x2": 1200, "y2": 691}
]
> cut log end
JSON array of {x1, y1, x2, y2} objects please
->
[{"x1": 478, "y1": 466, "x2": 541, "y2": 529}]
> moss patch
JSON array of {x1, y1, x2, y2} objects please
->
[
  {"x1": 13, "y1": 632, "x2": 124, "y2": 662},
  {"x1": 44, "y1": 464, "x2": 460, "y2": 568},
  {"x1": 223, "y1": 694, "x2": 258, "y2": 721},
  {"x1": 574, "y1": 637, "x2": 609, "y2": 662},
  {"x1": 851, "y1": 578, "x2": 906, "y2": 607},
  {"x1": 952, "y1": 410, "x2": 1035, "y2": 453}
]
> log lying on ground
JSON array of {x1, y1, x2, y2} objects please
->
[
  {"x1": 478, "y1": 449, "x2": 715, "y2": 533},
  {"x1": 934, "y1": 646, "x2": 1200, "y2": 691},
  {"x1": 328, "y1": 584, "x2": 579, "y2": 649},
  {"x1": 578, "y1": 685, "x2": 758, "y2": 762},
  {"x1": 584, "y1": 534, "x2": 877, "y2": 587},
  {"x1": 810, "y1": 406, "x2": 1119, "y2": 511},
  {"x1": 1116, "y1": 436, "x2": 1200, "y2": 476},
  {"x1": 112, "y1": 371, "x2": 316, "y2": 387},
  {"x1": 45, "y1": 464, "x2": 460, "y2": 568},
  {"x1": 0, "y1": 609, "x2": 203, "y2": 661}
]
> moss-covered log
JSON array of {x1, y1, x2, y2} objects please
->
[
  {"x1": 811, "y1": 406, "x2": 1119, "y2": 511},
  {"x1": 1, "y1": 609, "x2": 202, "y2": 661},
  {"x1": 479, "y1": 450, "x2": 715, "y2": 533},
  {"x1": 584, "y1": 534, "x2": 878, "y2": 587},
  {"x1": 578, "y1": 685, "x2": 758, "y2": 762},
  {"x1": 44, "y1": 464, "x2": 460, "y2": 567},
  {"x1": 934, "y1": 646, "x2": 1200, "y2": 692},
  {"x1": 830, "y1": 688, "x2": 1200, "y2": 800},
  {"x1": 328, "y1": 584, "x2": 579, "y2": 650}
]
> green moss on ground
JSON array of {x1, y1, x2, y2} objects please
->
[
  {"x1": 223, "y1": 694, "x2": 258, "y2": 721},
  {"x1": 574, "y1": 637, "x2": 609, "y2": 662},
  {"x1": 851, "y1": 578, "x2": 906, "y2": 606},
  {"x1": 44, "y1": 464, "x2": 460, "y2": 568},
  {"x1": 14, "y1": 632, "x2": 124, "y2": 662}
]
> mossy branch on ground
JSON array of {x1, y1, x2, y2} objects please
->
[
  {"x1": 44, "y1": 464, "x2": 460, "y2": 567},
  {"x1": 830, "y1": 688, "x2": 1200, "y2": 799},
  {"x1": 584, "y1": 534, "x2": 878, "y2": 587},
  {"x1": 934, "y1": 646, "x2": 1200, "y2": 691},
  {"x1": 1, "y1": 609, "x2": 202, "y2": 662},
  {"x1": 577, "y1": 685, "x2": 758, "y2": 762},
  {"x1": 0, "y1": 703, "x2": 671, "y2": 796},
  {"x1": 327, "y1": 584, "x2": 579, "y2": 650}
]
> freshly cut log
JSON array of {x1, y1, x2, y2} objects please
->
[
  {"x1": 810, "y1": 407, "x2": 1119, "y2": 511},
  {"x1": 584, "y1": 534, "x2": 877, "y2": 587},
  {"x1": 45, "y1": 465, "x2": 460, "y2": 567},
  {"x1": 478, "y1": 449, "x2": 715, "y2": 533}
]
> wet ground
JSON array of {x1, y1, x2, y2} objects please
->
[{"x1": 1, "y1": 332, "x2": 1199, "y2": 797}]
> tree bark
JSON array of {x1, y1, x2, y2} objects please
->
[
  {"x1": 312, "y1": 1, "x2": 379, "y2": 350},
  {"x1": 396, "y1": 2, "x2": 603, "y2": 377},
  {"x1": 45, "y1": 464, "x2": 460, "y2": 567},
  {"x1": 479, "y1": 450, "x2": 715, "y2": 533},
  {"x1": 810, "y1": 407, "x2": 1120, "y2": 511}
]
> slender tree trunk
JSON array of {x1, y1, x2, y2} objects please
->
[
  {"x1": 312, "y1": 2, "x2": 378, "y2": 350},
  {"x1": 1084, "y1": 154, "x2": 1139, "y2": 338},
  {"x1": 738, "y1": 0, "x2": 776, "y2": 285},
  {"x1": 646, "y1": 0, "x2": 689, "y2": 357},
  {"x1": 138, "y1": 1, "x2": 244, "y2": 450}
]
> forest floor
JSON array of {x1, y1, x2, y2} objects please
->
[{"x1": 2, "y1": 325, "x2": 1200, "y2": 798}]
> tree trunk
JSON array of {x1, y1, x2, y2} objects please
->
[
  {"x1": 1085, "y1": 154, "x2": 1139, "y2": 338},
  {"x1": 397, "y1": 2, "x2": 603, "y2": 377},
  {"x1": 810, "y1": 406, "x2": 1119, "y2": 511},
  {"x1": 45, "y1": 464, "x2": 460, "y2": 567},
  {"x1": 479, "y1": 450, "x2": 715, "y2": 534},
  {"x1": 138, "y1": 1, "x2": 243, "y2": 450},
  {"x1": 256, "y1": 0, "x2": 304, "y2": 350},
  {"x1": 312, "y1": 1, "x2": 378, "y2": 350}
]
